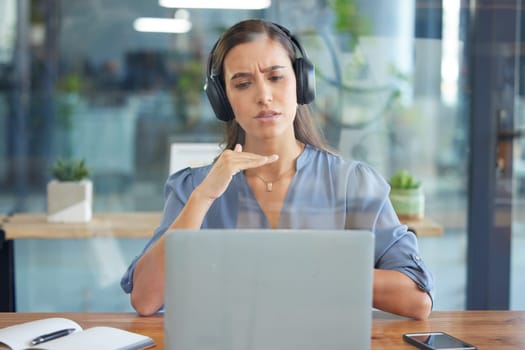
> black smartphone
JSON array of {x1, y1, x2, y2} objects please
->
[{"x1": 403, "y1": 332, "x2": 478, "y2": 350}]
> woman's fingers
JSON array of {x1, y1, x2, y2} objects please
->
[
  {"x1": 222, "y1": 145, "x2": 278, "y2": 173},
  {"x1": 232, "y1": 144, "x2": 278, "y2": 169},
  {"x1": 198, "y1": 147, "x2": 279, "y2": 199},
  {"x1": 232, "y1": 152, "x2": 278, "y2": 172}
]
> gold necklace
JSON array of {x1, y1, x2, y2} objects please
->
[{"x1": 250, "y1": 165, "x2": 295, "y2": 192}]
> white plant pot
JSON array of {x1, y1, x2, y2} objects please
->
[
  {"x1": 389, "y1": 187, "x2": 425, "y2": 221},
  {"x1": 47, "y1": 179, "x2": 93, "y2": 222}
]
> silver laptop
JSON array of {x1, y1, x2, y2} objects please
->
[{"x1": 164, "y1": 229, "x2": 374, "y2": 350}]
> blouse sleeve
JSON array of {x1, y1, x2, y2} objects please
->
[
  {"x1": 347, "y1": 162, "x2": 435, "y2": 304},
  {"x1": 120, "y1": 168, "x2": 196, "y2": 294}
]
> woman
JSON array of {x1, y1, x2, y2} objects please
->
[{"x1": 121, "y1": 19, "x2": 434, "y2": 319}]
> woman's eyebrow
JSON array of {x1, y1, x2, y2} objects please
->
[
  {"x1": 260, "y1": 65, "x2": 286, "y2": 73},
  {"x1": 230, "y1": 65, "x2": 286, "y2": 81},
  {"x1": 230, "y1": 72, "x2": 251, "y2": 80}
]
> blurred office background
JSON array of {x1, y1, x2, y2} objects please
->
[{"x1": 0, "y1": 0, "x2": 523, "y2": 312}]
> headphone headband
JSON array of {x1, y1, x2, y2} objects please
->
[{"x1": 271, "y1": 22, "x2": 310, "y2": 60}]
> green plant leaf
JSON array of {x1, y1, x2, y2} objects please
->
[
  {"x1": 51, "y1": 158, "x2": 90, "y2": 181},
  {"x1": 389, "y1": 170, "x2": 421, "y2": 189}
]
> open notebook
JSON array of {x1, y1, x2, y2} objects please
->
[
  {"x1": 0, "y1": 318, "x2": 154, "y2": 350},
  {"x1": 164, "y1": 229, "x2": 374, "y2": 350}
]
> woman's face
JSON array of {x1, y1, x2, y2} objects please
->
[{"x1": 223, "y1": 34, "x2": 297, "y2": 143}]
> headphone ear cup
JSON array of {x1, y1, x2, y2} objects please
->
[
  {"x1": 205, "y1": 76, "x2": 235, "y2": 122},
  {"x1": 294, "y1": 57, "x2": 316, "y2": 105}
]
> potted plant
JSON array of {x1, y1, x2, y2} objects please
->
[
  {"x1": 388, "y1": 170, "x2": 424, "y2": 220},
  {"x1": 47, "y1": 159, "x2": 93, "y2": 223},
  {"x1": 174, "y1": 60, "x2": 205, "y2": 126}
]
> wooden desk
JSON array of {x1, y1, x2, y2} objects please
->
[
  {"x1": 0, "y1": 311, "x2": 523, "y2": 349},
  {"x1": 0, "y1": 211, "x2": 442, "y2": 312}
]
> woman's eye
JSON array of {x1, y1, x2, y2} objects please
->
[
  {"x1": 269, "y1": 75, "x2": 284, "y2": 82},
  {"x1": 234, "y1": 81, "x2": 251, "y2": 89}
]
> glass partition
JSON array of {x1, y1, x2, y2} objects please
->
[{"x1": 0, "y1": 0, "x2": 472, "y2": 311}]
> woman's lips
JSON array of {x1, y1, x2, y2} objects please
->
[{"x1": 255, "y1": 110, "x2": 279, "y2": 121}]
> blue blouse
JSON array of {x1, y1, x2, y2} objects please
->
[{"x1": 121, "y1": 144, "x2": 434, "y2": 303}]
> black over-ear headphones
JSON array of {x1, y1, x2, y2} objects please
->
[{"x1": 204, "y1": 21, "x2": 316, "y2": 122}]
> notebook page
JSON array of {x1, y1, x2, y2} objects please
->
[
  {"x1": 0, "y1": 318, "x2": 82, "y2": 350},
  {"x1": 30, "y1": 326, "x2": 154, "y2": 350}
]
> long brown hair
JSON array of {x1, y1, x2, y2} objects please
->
[{"x1": 208, "y1": 19, "x2": 331, "y2": 152}]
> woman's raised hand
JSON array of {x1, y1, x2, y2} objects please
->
[{"x1": 197, "y1": 144, "x2": 278, "y2": 200}]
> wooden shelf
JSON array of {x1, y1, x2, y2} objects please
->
[
  {"x1": 1, "y1": 211, "x2": 443, "y2": 240},
  {"x1": 2, "y1": 212, "x2": 161, "y2": 240},
  {"x1": 401, "y1": 217, "x2": 443, "y2": 237}
]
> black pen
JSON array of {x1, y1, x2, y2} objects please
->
[{"x1": 30, "y1": 328, "x2": 76, "y2": 345}]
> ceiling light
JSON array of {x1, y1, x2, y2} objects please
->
[
  {"x1": 133, "y1": 17, "x2": 192, "y2": 33},
  {"x1": 174, "y1": 9, "x2": 190, "y2": 20},
  {"x1": 159, "y1": 0, "x2": 271, "y2": 10}
]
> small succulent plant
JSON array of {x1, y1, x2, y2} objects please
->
[
  {"x1": 51, "y1": 159, "x2": 90, "y2": 181},
  {"x1": 389, "y1": 170, "x2": 421, "y2": 190}
]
